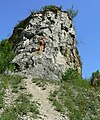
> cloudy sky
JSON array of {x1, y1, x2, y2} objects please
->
[{"x1": 0, "y1": 0, "x2": 100, "y2": 78}]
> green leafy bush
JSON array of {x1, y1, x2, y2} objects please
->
[
  {"x1": 61, "y1": 68, "x2": 90, "y2": 88},
  {"x1": 0, "y1": 39, "x2": 15, "y2": 73},
  {"x1": 91, "y1": 70, "x2": 100, "y2": 87},
  {"x1": 41, "y1": 5, "x2": 62, "y2": 12},
  {"x1": 62, "y1": 68, "x2": 81, "y2": 82}
]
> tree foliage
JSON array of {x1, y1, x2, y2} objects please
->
[
  {"x1": 0, "y1": 39, "x2": 15, "y2": 73},
  {"x1": 62, "y1": 68, "x2": 81, "y2": 82},
  {"x1": 91, "y1": 70, "x2": 100, "y2": 87}
]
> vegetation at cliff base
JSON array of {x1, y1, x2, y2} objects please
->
[
  {"x1": 91, "y1": 70, "x2": 100, "y2": 87},
  {"x1": 0, "y1": 39, "x2": 15, "y2": 73},
  {"x1": 49, "y1": 68, "x2": 100, "y2": 120}
]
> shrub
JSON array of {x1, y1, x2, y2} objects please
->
[
  {"x1": 67, "y1": 5, "x2": 78, "y2": 19},
  {"x1": 91, "y1": 70, "x2": 100, "y2": 87},
  {"x1": 0, "y1": 39, "x2": 15, "y2": 73},
  {"x1": 41, "y1": 5, "x2": 62, "y2": 12},
  {"x1": 62, "y1": 68, "x2": 81, "y2": 82}
]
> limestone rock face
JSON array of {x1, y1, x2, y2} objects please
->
[{"x1": 10, "y1": 9, "x2": 82, "y2": 80}]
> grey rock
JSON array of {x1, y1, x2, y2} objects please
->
[{"x1": 10, "y1": 9, "x2": 82, "y2": 80}]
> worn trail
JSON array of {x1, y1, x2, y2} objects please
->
[{"x1": 24, "y1": 78, "x2": 68, "y2": 120}]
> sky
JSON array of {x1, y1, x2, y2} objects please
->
[{"x1": 0, "y1": 0, "x2": 100, "y2": 78}]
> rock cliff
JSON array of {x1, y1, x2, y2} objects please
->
[{"x1": 9, "y1": 6, "x2": 82, "y2": 80}]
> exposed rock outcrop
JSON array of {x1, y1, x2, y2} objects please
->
[{"x1": 9, "y1": 7, "x2": 82, "y2": 80}]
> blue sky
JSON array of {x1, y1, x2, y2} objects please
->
[{"x1": 0, "y1": 0, "x2": 100, "y2": 78}]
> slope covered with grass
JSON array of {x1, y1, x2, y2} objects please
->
[
  {"x1": 0, "y1": 74, "x2": 39, "y2": 120},
  {"x1": 49, "y1": 69, "x2": 100, "y2": 120}
]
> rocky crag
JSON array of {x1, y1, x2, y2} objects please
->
[{"x1": 9, "y1": 6, "x2": 82, "y2": 80}]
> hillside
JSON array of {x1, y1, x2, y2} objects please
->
[
  {"x1": 0, "y1": 5, "x2": 100, "y2": 120},
  {"x1": 0, "y1": 74, "x2": 100, "y2": 120}
]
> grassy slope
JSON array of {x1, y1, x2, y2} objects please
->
[
  {"x1": 0, "y1": 74, "x2": 39, "y2": 120},
  {"x1": 49, "y1": 78, "x2": 100, "y2": 120},
  {"x1": 0, "y1": 74, "x2": 100, "y2": 120}
]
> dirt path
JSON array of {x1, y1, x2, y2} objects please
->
[{"x1": 23, "y1": 78, "x2": 68, "y2": 120}]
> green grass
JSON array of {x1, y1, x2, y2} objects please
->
[
  {"x1": 0, "y1": 74, "x2": 22, "y2": 92},
  {"x1": 0, "y1": 96, "x2": 39, "y2": 120},
  {"x1": 49, "y1": 79, "x2": 100, "y2": 120},
  {"x1": 15, "y1": 93, "x2": 39, "y2": 118},
  {"x1": 0, "y1": 107, "x2": 18, "y2": 120},
  {"x1": 32, "y1": 78, "x2": 48, "y2": 89},
  {"x1": 32, "y1": 78, "x2": 59, "y2": 90},
  {"x1": 0, "y1": 91, "x2": 4, "y2": 109},
  {"x1": 0, "y1": 75, "x2": 39, "y2": 119},
  {"x1": 0, "y1": 70, "x2": 99, "y2": 120},
  {"x1": 49, "y1": 68, "x2": 100, "y2": 120}
]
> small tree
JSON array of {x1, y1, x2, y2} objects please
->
[
  {"x1": 91, "y1": 70, "x2": 100, "y2": 87},
  {"x1": 62, "y1": 68, "x2": 81, "y2": 82},
  {"x1": 0, "y1": 39, "x2": 15, "y2": 73}
]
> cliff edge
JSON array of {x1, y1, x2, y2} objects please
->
[{"x1": 9, "y1": 6, "x2": 82, "y2": 80}]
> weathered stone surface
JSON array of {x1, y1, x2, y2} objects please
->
[{"x1": 10, "y1": 8, "x2": 82, "y2": 80}]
